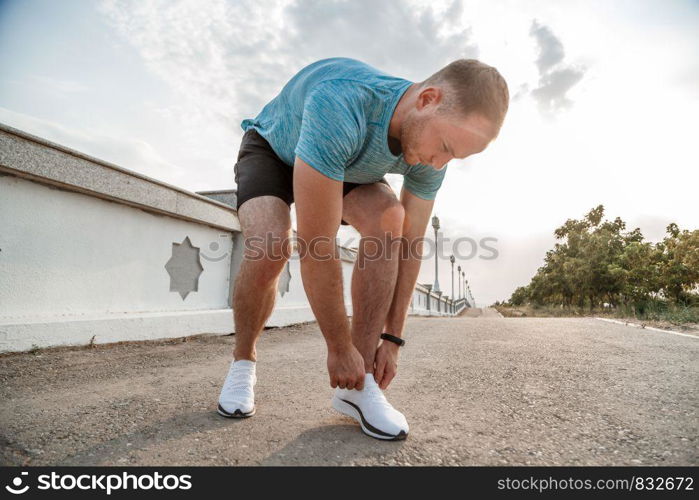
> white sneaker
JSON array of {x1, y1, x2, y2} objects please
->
[
  {"x1": 331, "y1": 373, "x2": 409, "y2": 440},
  {"x1": 217, "y1": 359, "x2": 256, "y2": 418}
]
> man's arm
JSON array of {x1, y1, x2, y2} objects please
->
[
  {"x1": 385, "y1": 187, "x2": 435, "y2": 336},
  {"x1": 293, "y1": 156, "x2": 366, "y2": 390},
  {"x1": 374, "y1": 187, "x2": 435, "y2": 389}
]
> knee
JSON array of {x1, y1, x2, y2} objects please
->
[
  {"x1": 373, "y1": 200, "x2": 405, "y2": 237},
  {"x1": 243, "y1": 253, "x2": 289, "y2": 287},
  {"x1": 242, "y1": 232, "x2": 292, "y2": 285},
  {"x1": 250, "y1": 259, "x2": 288, "y2": 288}
]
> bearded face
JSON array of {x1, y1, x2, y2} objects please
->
[
  {"x1": 398, "y1": 104, "x2": 497, "y2": 171},
  {"x1": 399, "y1": 110, "x2": 430, "y2": 167}
]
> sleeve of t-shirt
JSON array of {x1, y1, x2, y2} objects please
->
[
  {"x1": 293, "y1": 80, "x2": 364, "y2": 181},
  {"x1": 403, "y1": 163, "x2": 448, "y2": 200}
]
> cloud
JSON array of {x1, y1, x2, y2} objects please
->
[
  {"x1": 284, "y1": 0, "x2": 478, "y2": 81},
  {"x1": 528, "y1": 19, "x2": 586, "y2": 114},
  {"x1": 99, "y1": 0, "x2": 285, "y2": 128},
  {"x1": 512, "y1": 82, "x2": 530, "y2": 101},
  {"x1": 529, "y1": 20, "x2": 564, "y2": 74},
  {"x1": 98, "y1": 0, "x2": 478, "y2": 142},
  {"x1": 530, "y1": 66, "x2": 585, "y2": 112}
]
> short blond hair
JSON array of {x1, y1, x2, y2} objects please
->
[{"x1": 422, "y1": 59, "x2": 509, "y2": 130}]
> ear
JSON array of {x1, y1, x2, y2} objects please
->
[{"x1": 416, "y1": 86, "x2": 443, "y2": 111}]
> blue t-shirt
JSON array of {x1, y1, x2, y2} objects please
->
[{"x1": 241, "y1": 57, "x2": 447, "y2": 200}]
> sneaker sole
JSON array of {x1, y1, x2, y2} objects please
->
[
  {"x1": 331, "y1": 397, "x2": 407, "y2": 441},
  {"x1": 217, "y1": 403, "x2": 256, "y2": 418}
]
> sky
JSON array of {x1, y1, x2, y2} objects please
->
[{"x1": 1, "y1": 0, "x2": 697, "y2": 306}]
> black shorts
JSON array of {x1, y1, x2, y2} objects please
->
[{"x1": 234, "y1": 128, "x2": 390, "y2": 226}]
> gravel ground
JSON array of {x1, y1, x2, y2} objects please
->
[{"x1": 1, "y1": 312, "x2": 697, "y2": 466}]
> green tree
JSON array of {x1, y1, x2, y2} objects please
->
[
  {"x1": 657, "y1": 225, "x2": 699, "y2": 304},
  {"x1": 506, "y1": 205, "x2": 698, "y2": 314}
]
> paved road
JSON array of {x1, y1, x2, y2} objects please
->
[
  {"x1": 1, "y1": 315, "x2": 697, "y2": 466},
  {"x1": 461, "y1": 307, "x2": 504, "y2": 318}
]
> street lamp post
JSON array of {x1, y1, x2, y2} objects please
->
[
  {"x1": 462, "y1": 271, "x2": 466, "y2": 306},
  {"x1": 431, "y1": 215, "x2": 440, "y2": 293},
  {"x1": 449, "y1": 255, "x2": 455, "y2": 302},
  {"x1": 457, "y1": 265, "x2": 462, "y2": 300},
  {"x1": 449, "y1": 255, "x2": 455, "y2": 314}
]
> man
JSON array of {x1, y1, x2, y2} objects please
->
[{"x1": 217, "y1": 57, "x2": 508, "y2": 440}]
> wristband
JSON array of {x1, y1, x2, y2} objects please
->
[{"x1": 380, "y1": 333, "x2": 405, "y2": 347}]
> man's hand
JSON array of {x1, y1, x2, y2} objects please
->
[
  {"x1": 327, "y1": 343, "x2": 366, "y2": 390},
  {"x1": 374, "y1": 340, "x2": 400, "y2": 389}
]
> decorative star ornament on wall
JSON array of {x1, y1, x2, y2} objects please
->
[
  {"x1": 164, "y1": 236, "x2": 204, "y2": 300},
  {"x1": 278, "y1": 261, "x2": 291, "y2": 297}
]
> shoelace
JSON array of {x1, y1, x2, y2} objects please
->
[
  {"x1": 362, "y1": 382, "x2": 394, "y2": 410},
  {"x1": 223, "y1": 366, "x2": 255, "y2": 394}
]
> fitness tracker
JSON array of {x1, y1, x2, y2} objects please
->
[{"x1": 380, "y1": 333, "x2": 405, "y2": 347}]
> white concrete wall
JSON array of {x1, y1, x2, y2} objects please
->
[
  {"x1": 0, "y1": 175, "x2": 237, "y2": 351},
  {"x1": 0, "y1": 175, "x2": 233, "y2": 317}
]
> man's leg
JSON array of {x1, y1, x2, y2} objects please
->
[
  {"x1": 331, "y1": 182, "x2": 409, "y2": 440},
  {"x1": 219, "y1": 127, "x2": 294, "y2": 418},
  {"x1": 218, "y1": 195, "x2": 291, "y2": 418},
  {"x1": 232, "y1": 195, "x2": 292, "y2": 361},
  {"x1": 341, "y1": 183, "x2": 405, "y2": 371}
]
